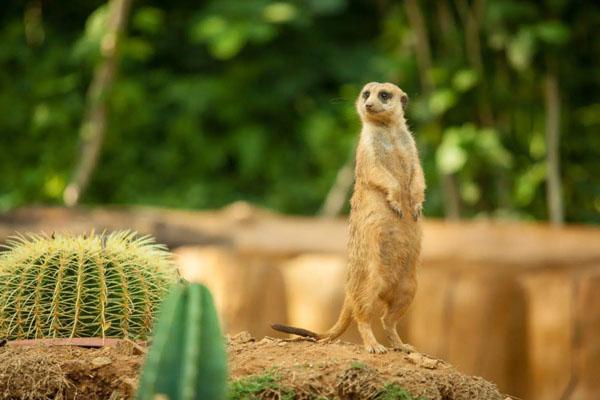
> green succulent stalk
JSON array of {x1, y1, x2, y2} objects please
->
[
  {"x1": 0, "y1": 231, "x2": 177, "y2": 340},
  {"x1": 136, "y1": 282, "x2": 228, "y2": 400}
]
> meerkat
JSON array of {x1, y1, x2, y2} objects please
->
[{"x1": 272, "y1": 82, "x2": 425, "y2": 353}]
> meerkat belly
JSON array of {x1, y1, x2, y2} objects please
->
[{"x1": 349, "y1": 187, "x2": 422, "y2": 273}]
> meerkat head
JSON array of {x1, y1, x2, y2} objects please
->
[{"x1": 356, "y1": 82, "x2": 408, "y2": 126}]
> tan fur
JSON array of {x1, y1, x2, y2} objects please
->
[{"x1": 272, "y1": 82, "x2": 425, "y2": 353}]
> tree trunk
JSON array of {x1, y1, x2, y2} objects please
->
[
  {"x1": 544, "y1": 71, "x2": 564, "y2": 226},
  {"x1": 63, "y1": 0, "x2": 133, "y2": 206}
]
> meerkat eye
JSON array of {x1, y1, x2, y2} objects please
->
[
  {"x1": 362, "y1": 91, "x2": 370, "y2": 99},
  {"x1": 378, "y1": 91, "x2": 391, "y2": 101}
]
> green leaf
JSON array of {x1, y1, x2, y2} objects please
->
[
  {"x1": 263, "y1": 2, "x2": 297, "y2": 24},
  {"x1": 71, "y1": 5, "x2": 107, "y2": 62},
  {"x1": 529, "y1": 132, "x2": 546, "y2": 159},
  {"x1": 306, "y1": 0, "x2": 347, "y2": 15},
  {"x1": 436, "y1": 129, "x2": 467, "y2": 174},
  {"x1": 452, "y1": 69, "x2": 478, "y2": 92},
  {"x1": 476, "y1": 128, "x2": 513, "y2": 168},
  {"x1": 429, "y1": 89, "x2": 457, "y2": 116},
  {"x1": 43, "y1": 174, "x2": 66, "y2": 199},
  {"x1": 461, "y1": 180, "x2": 481, "y2": 205},
  {"x1": 133, "y1": 7, "x2": 164, "y2": 34},
  {"x1": 508, "y1": 29, "x2": 536, "y2": 71},
  {"x1": 190, "y1": 16, "x2": 227, "y2": 42},
  {"x1": 535, "y1": 21, "x2": 569, "y2": 45},
  {"x1": 123, "y1": 38, "x2": 154, "y2": 61},
  {"x1": 515, "y1": 163, "x2": 546, "y2": 206},
  {"x1": 210, "y1": 28, "x2": 246, "y2": 60}
]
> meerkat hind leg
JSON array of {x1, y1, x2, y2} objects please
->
[
  {"x1": 381, "y1": 304, "x2": 415, "y2": 353},
  {"x1": 381, "y1": 308, "x2": 404, "y2": 348},
  {"x1": 357, "y1": 319, "x2": 387, "y2": 354}
]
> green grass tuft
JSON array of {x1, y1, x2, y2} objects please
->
[
  {"x1": 228, "y1": 370, "x2": 295, "y2": 400},
  {"x1": 377, "y1": 383, "x2": 422, "y2": 400},
  {"x1": 350, "y1": 361, "x2": 367, "y2": 370}
]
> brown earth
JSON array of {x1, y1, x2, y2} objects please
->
[
  {"x1": 0, "y1": 343, "x2": 142, "y2": 400},
  {"x1": 0, "y1": 335, "x2": 508, "y2": 400}
]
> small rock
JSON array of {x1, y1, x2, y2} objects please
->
[
  {"x1": 405, "y1": 352, "x2": 440, "y2": 369},
  {"x1": 232, "y1": 331, "x2": 254, "y2": 343},
  {"x1": 405, "y1": 352, "x2": 422, "y2": 365},
  {"x1": 91, "y1": 356, "x2": 112, "y2": 369},
  {"x1": 421, "y1": 357, "x2": 439, "y2": 369},
  {"x1": 258, "y1": 337, "x2": 274, "y2": 345}
]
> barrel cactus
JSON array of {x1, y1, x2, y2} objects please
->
[{"x1": 0, "y1": 231, "x2": 177, "y2": 340}]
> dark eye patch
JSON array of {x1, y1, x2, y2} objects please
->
[
  {"x1": 378, "y1": 91, "x2": 392, "y2": 101},
  {"x1": 362, "y1": 91, "x2": 370, "y2": 99}
]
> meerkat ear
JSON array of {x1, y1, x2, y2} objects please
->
[{"x1": 401, "y1": 93, "x2": 409, "y2": 109}]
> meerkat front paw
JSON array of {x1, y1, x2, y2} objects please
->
[
  {"x1": 387, "y1": 191, "x2": 404, "y2": 218},
  {"x1": 411, "y1": 203, "x2": 423, "y2": 221},
  {"x1": 389, "y1": 200, "x2": 404, "y2": 218}
]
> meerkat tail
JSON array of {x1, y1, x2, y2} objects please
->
[
  {"x1": 270, "y1": 324, "x2": 320, "y2": 339},
  {"x1": 271, "y1": 298, "x2": 353, "y2": 341}
]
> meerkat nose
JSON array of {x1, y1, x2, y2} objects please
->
[{"x1": 366, "y1": 103, "x2": 373, "y2": 109}]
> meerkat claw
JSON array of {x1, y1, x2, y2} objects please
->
[
  {"x1": 393, "y1": 343, "x2": 416, "y2": 353},
  {"x1": 389, "y1": 201, "x2": 404, "y2": 218},
  {"x1": 411, "y1": 205, "x2": 422, "y2": 221},
  {"x1": 366, "y1": 344, "x2": 388, "y2": 354}
]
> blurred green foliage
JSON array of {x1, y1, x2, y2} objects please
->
[{"x1": 0, "y1": 0, "x2": 598, "y2": 222}]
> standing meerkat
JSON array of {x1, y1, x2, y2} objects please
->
[{"x1": 272, "y1": 82, "x2": 425, "y2": 353}]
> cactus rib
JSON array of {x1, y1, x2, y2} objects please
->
[
  {"x1": 136, "y1": 285, "x2": 184, "y2": 397},
  {"x1": 33, "y1": 251, "x2": 53, "y2": 338},
  {"x1": 181, "y1": 284, "x2": 202, "y2": 400},
  {"x1": 49, "y1": 249, "x2": 68, "y2": 337},
  {"x1": 94, "y1": 249, "x2": 109, "y2": 338},
  {"x1": 70, "y1": 243, "x2": 85, "y2": 337}
]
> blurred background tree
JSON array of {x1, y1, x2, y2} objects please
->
[{"x1": 0, "y1": 0, "x2": 598, "y2": 223}]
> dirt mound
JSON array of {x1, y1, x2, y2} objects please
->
[
  {"x1": 0, "y1": 334, "x2": 508, "y2": 399},
  {"x1": 228, "y1": 332, "x2": 507, "y2": 400},
  {"x1": 0, "y1": 343, "x2": 141, "y2": 400}
]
